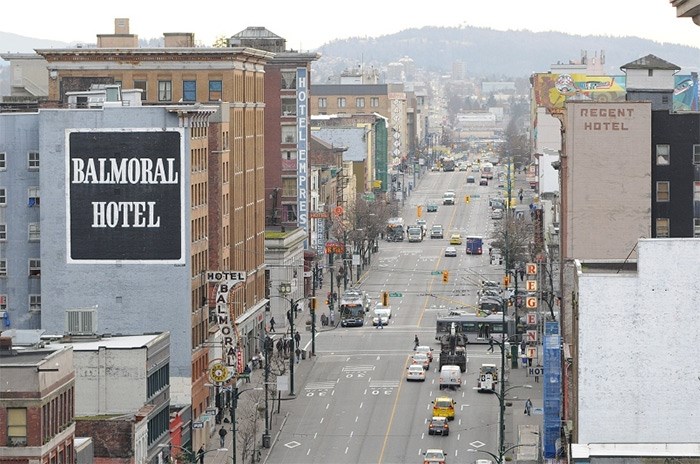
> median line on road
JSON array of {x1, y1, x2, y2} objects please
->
[{"x1": 376, "y1": 354, "x2": 411, "y2": 464}]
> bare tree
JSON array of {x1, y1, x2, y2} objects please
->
[
  {"x1": 489, "y1": 214, "x2": 533, "y2": 271},
  {"x1": 236, "y1": 390, "x2": 265, "y2": 463}
]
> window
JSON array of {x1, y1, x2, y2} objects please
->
[
  {"x1": 133, "y1": 80, "x2": 147, "y2": 100},
  {"x1": 7, "y1": 408, "x2": 27, "y2": 446},
  {"x1": 0, "y1": 152, "x2": 5, "y2": 170},
  {"x1": 694, "y1": 218, "x2": 700, "y2": 238},
  {"x1": 0, "y1": 260, "x2": 6, "y2": 277},
  {"x1": 29, "y1": 259, "x2": 40, "y2": 277},
  {"x1": 694, "y1": 145, "x2": 700, "y2": 164},
  {"x1": 0, "y1": 224, "x2": 5, "y2": 241},
  {"x1": 29, "y1": 295, "x2": 41, "y2": 311},
  {"x1": 283, "y1": 204, "x2": 297, "y2": 222},
  {"x1": 28, "y1": 223, "x2": 40, "y2": 241},
  {"x1": 209, "y1": 80, "x2": 222, "y2": 101},
  {"x1": 337, "y1": 97, "x2": 347, "y2": 108},
  {"x1": 281, "y1": 71, "x2": 296, "y2": 90},
  {"x1": 656, "y1": 218, "x2": 670, "y2": 238},
  {"x1": 281, "y1": 125, "x2": 296, "y2": 144},
  {"x1": 356, "y1": 97, "x2": 365, "y2": 108},
  {"x1": 695, "y1": 181, "x2": 700, "y2": 202},
  {"x1": 28, "y1": 187, "x2": 40, "y2": 207},
  {"x1": 656, "y1": 144, "x2": 670, "y2": 165},
  {"x1": 662, "y1": 95, "x2": 669, "y2": 104},
  {"x1": 28, "y1": 151, "x2": 39, "y2": 170},
  {"x1": 183, "y1": 80, "x2": 197, "y2": 102},
  {"x1": 648, "y1": 69, "x2": 653, "y2": 77},
  {"x1": 0, "y1": 188, "x2": 5, "y2": 205},
  {"x1": 281, "y1": 98, "x2": 296, "y2": 116},
  {"x1": 318, "y1": 97, "x2": 327, "y2": 108},
  {"x1": 282, "y1": 150, "x2": 297, "y2": 160},
  {"x1": 282, "y1": 178, "x2": 297, "y2": 197},
  {"x1": 158, "y1": 81, "x2": 172, "y2": 101},
  {"x1": 656, "y1": 181, "x2": 670, "y2": 202},
  {"x1": 0, "y1": 295, "x2": 6, "y2": 311},
  {"x1": 370, "y1": 97, "x2": 379, "y2": 108}
]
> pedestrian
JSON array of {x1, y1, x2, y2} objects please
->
[
  {"x1": 518, "y1": 269, "x2": 525, "y2": 281},
  {"x1": 329, "y1": 311, "x2": 335, "y2": 325},
  {"x1": 294, "y1": 330, "x2": 301, "y2": 348},
  {"x1": 197, "y1": 446, "x2": 205, "y2": 464},
  {"x1": 319, "y1": 274, "x2": 323, "y2": 287},
  {"x1": 520, "y1": 339, "x2": 526, "y2": 355},
  {"x1": 276, "y1": 338, "x2": 283, "y2": 356},
  {"x1": 218, "y1": 427, "x2": 227, "y2": 447},
  {"x1": 487, "y1": 336, "x2": 495, "y2": 353},
  {"x1": 269, "y1": 317, "x2": 276, "y2": 333},
  {"x1": 414, "y1": 335, "x2": 420, "y2": 350},
  {"x1": 243, "y1": 363, "x2": 251, "y2": 383},
  {"x1": 295, "y1": 347, "x2": 301, "y2": 364},
  {"x1": 283, "y1": 338, "x2": 290, "y2": 356},
  {"x1": 519, "y1": 194, "x2": 523, "y2": 203},
  {"x1": 535, "y1": 364, "x2": 541, "y2": 383},
  {"x1": 524, "y1": 398, "x2": 533, "y2": 416}
]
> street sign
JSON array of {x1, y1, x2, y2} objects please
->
[
  {"x1": 528, "y1": 366, "x2": 544, "y2": 376},
  {"x1": 526, "y1": 312, "x2": 537, "y2": 325},
  {"x1": 431, "y1": 271, "x2": 442, "y2": 275},
  {"x1": 206, "y1": 408, "x2": 217, "y2": 416},
  {"x1": 527, "y1": 330, "x2": 538, "y2": 342},
  {"x1": 526, "y1": 296, "x2": 538, "y2": 309},
  {"x1": 192, "y1": 421, "x2": 204, "y2": 429},
  {"x1": 526, "y1": 280, "x2": 537, "y2": 291},
  {"x1": 389, "y1": 292, "x2": 403, "y2": 297}
]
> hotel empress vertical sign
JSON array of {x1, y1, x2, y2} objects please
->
[
  {"x1": 66, "y1": 129, "x2": 185, "y2": 263},
  {"x1": 297, "y1": 67, "x2": 309, "y2": 245}
]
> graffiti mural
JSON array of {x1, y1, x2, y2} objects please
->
[
  {"x1": 533, "y1": 73, "x2": 627, "y2": 112},
  {"x1": 673, "y1": 74, "x2": 700, "y2": 112}
]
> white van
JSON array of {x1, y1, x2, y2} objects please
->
[{"x1": 439, "y1": 365, "x2": 462, "y2": 390}]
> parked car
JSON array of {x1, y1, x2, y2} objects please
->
[
  {"x1": 444, "y1": 246, "x2": 457, "y2": 257},
  {"x1": 428, "y1": 416, "x2": 450, "y2": 436},
  {"x1": 406, "y1": 364, "x2": 426, "y2": 381}
]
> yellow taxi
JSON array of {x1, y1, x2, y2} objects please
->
[
  {"x1": 432, "y1": 396, "x2": 456, "y2": 421},
  {"x1": 449, "y1": 233, "x2": 462, "y2": 245}
]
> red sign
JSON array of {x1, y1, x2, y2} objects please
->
[
  {"x1": 325, "y1": 241, "x2": 345, "y2": 254},
  {"x1": 310, "y1": 211, "x2": 330, "y2": 219},
  {"x1": 333, "y1": 206, "x2": 344, "y2": 217},
  {"x1": 236, "y1": 350, "x2": 244, "y2": 373}
]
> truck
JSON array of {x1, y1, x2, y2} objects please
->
[
  {"x1": 407, "y1": 225, "x2": 423, "y2": 242},
  {"x1": 438, "y1": 322, "x2": 468, "y2": 373},
  {"x1": 465, "y1": 236, "x2": 483, "y2": 255},
  {"x1": 477, "y1": 363, "x2": 498, "y2": 392},
  {"x1": 386, "y1": 217, "x2": 405, "y2": 242}
]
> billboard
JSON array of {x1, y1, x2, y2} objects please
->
[
  {"x1": 66, "y1": 129, "x2": 185, "y2": 263},
  {"x1": 673, "y1": 74, "x2": 700, "y2": 112},
  {"x1": 533, "y1": 73, "x2": 626, "y2": 112}
]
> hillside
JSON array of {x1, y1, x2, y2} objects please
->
[{"x1": 311, "y1": 25, "x2": 700, "y2": 80}]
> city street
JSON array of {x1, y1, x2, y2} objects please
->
[{"x1": 256, "y1": 166, "x2": 543, "y2": 464}]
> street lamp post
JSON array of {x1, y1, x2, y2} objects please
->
[
  {"x1": 277, "y1": 283, "x2": 309, "y2": 397},
  {"x1": 468, "y1": 443, "x2": 535, "y2": 464},
  {"x1": 492, "y1": 382, "x2": 532, "y2": 461}
]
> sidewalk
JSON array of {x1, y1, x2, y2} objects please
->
[{"x1": 505, "y1": 358, "x2": 544, "y2": 462}]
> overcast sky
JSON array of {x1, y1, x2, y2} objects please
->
[{"x1": 2, "y1": 0, "x2": 699, "y2": 50}]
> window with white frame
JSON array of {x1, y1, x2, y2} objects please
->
[
  {"x1": 337, "y1": 97, "x2": 347, "y2": 108},
  {"x1": 28, "y1": 151, "x2": 39, "y2": 170},
  {"x1": 0, "y1": 152, "x2": 6, "y2": 170},
  {"x1": 0, "y1": 294, "x2": 6, "y2": 311},
  {"x1": 656, "y1": 181, "x2": 670, "y2": 202},
  {"x1": 0, "y1": 224, "x2": 6, "y2": 241},
  {"x1": 318, "y1": 97, "x2": 327, "y2": 108},
  {"x1": 158, "y1": 80, "x2": 172, "y2": 101},
  {"x1": 370, "y1": 97, "x2": 379, "y2": 107},
  {"x1": 0, "y1": 260, "x2": 6, "y2": 277},
  {"x1": 28, "y1": 187, "x2": 40, "y2": 207},
  {"x1": 281, "y1": 98, "x2": 296, "y2": 116},
  {"x1": 281, "y1": 125, "x2": 297, "y2": 144},
  {"x1": 655, "y1": 218, "x2": 670, "y2": 237},
  {"x1": 694, "y1": 145, "x2": 700, "y2": 164},
  {"x1": 28, "y1": 223, "x2": 40, "y2": 241},
  {"x1": 356, "y1": 97, "x2": 365, "y2": 108},
  {"x1": 281, "y1": 71, "x2": 296, "y2": 90},
  {"x1": 29, "y1": 259, "x2": 40, "y2": 277},
  {"x1": 656, "y1": 144, "x2": 670, "y2": 165},
  {"x1": 0, "y1": 188, "x2": 6, "y2": 205},
  {"x1": 29, "y1": 295, "x2": 41, "y2": 311}
]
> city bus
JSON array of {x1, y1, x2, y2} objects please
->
[
  {"x1": 339, "y1": 289, "x2": 366, "y2": 327},
  {"x1": 435, "y1": 313, "x2": 514, "y2": 343},
  {"x1": 480, "y1": 162, "x2": 494, "y2": 179}
]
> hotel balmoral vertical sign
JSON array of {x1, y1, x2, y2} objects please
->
[
  {"x1": 66, "y1": 129, "x2": 185, "y2": 263},
  {"x1": 297, "y1": 67, "x2": 309, "y2": 247}
]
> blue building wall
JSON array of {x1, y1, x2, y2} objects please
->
[
  {"x1": 0, "y1": 112, "x2": 42, "y2": 329},
  {"x1": 37, "y1": 107, "x2": 192, "y2": 378}
]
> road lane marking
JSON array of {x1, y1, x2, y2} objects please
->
[
  {"x1": 320, "y1": 418, "x2": 323, "y2": 423},
  {"x1": 355, "y1": 416, "x2": 359, "y2": 422},
  {"x1": 307, "y1": 449, "x2": 311, "y2": 455},
  {"x1": 360, "y1": 402, "x2": 363, "y2": 408},
  {"x1": 345, "y1": 447, "x2": 349, "y2": 454},
  {"x1": 458, "y1": 433, "x2": 461, "y2": 440},
  {"x1": 377, "y1": 356, "x2": 409, "y2": 464}
]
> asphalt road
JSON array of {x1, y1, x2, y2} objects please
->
[{"x1": 266, "y1": 168, "x2": 510, "y2": 464}]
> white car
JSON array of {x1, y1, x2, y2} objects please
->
[
  {"x1": 412, "y1": 352, "x2": 430, "y2": 370},
  {"x1": 406, "y1": 364, "x2": 426, "y2": 381},
  {"x1": 374, "y1": 304, "x2": 392, "y2": 319},
  {"x1": 372, "y1": 310, "x2": 389, "y2": 326},
  {"x1": 423, "y1": 449, "x2": 447, "y2": 463},
  {"x1": 415, "y1": 345, "x2": 434, "y2": 362},
  {"x1": 444, "y1": 246, "x2": 457, "y2": 257}
]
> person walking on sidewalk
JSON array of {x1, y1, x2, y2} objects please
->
[
  {"x1": 487, "y1": 336, "x2": 495, "y2": 353},
  {"x1": 197, "y1": 446, "x2": 205, "y2": 464},
  {"x1": 269, "y1": 317, "x2": 276, "y2": 333},
  {"x1": 524, "y1": 398, "x2": 533, "y2": 416},
  {"x1": 295, "y1": 347, "x2": 301, "y2": 364},
  {"x1": 294, "y1": 330, "x2": 301, "y2": 349},
  {"x1": 218, "y1": 426, "x2": 227, "y2": 447}
]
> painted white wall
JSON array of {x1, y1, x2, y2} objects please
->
[{"x1": 577, "y1": 239, "x2": 700, "y2": 443}]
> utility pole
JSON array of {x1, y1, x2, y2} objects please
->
[
  {"x1": 287, "y1": 301, "x2": 295, "y2": 396},
  {"x1": 262, "y1": 336, "x2": 272, "y2": 448}
]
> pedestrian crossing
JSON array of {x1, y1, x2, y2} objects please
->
[
  {"x1": 342, "y1": 365, "x2": 375, "y2": 373},
  {"x1": 304, "y1": 381, "x2": 337, "y2": 391},
  {"x1": 369, "y1": 380, "x2": 400, "y2": 388}
]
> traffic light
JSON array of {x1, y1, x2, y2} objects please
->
[
  {"x1": 417, "y1": 205, "x2": 423, "y2": 218},
  {"x1": 382, "y1": 291, "x2": 389, "y2": 306},
  {"x1": 442, "y1": 270, "x2": 449, "y2": 283},
  {"x1": 503, "y1": 275, "x2": 511, "y2": 287},
  {"x1": 310, "y1": 297, "x2": 317, "y2": 311}
]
